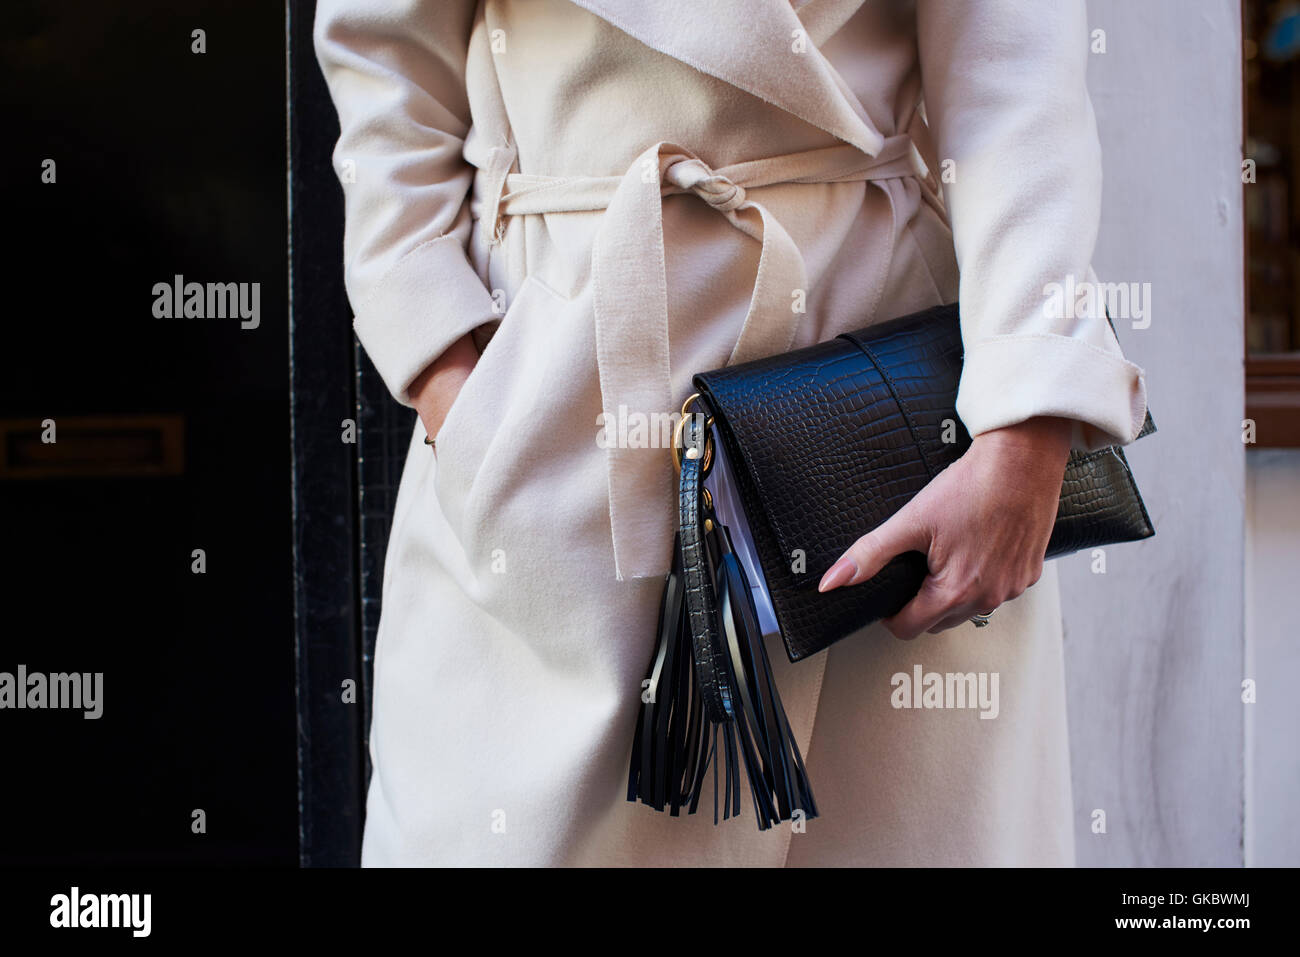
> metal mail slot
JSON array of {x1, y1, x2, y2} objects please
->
[{"x1": 0, "y1": 415, "x2": 185, "y2": 479}]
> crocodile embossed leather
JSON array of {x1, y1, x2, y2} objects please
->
[{"x1": 695, "y1": 303, "x2": 1156, "y2": 662}]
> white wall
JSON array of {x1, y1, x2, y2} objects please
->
[
  {"x1": 1060, "y1": 0, "x2": 1245, "y2": 865},
  {"x1": 1245, "y1": 450, "x2": 1300, "y2": 867}
]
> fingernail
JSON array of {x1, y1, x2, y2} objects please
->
[{"x1": 819, "y1": 556, "x2": 857, "y2": 593}]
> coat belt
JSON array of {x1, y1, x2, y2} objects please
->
[{"x1": 476, "y1": 135, "x2": 935, "y2": 580}]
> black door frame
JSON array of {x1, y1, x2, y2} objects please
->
[{"x1": 289, "y1": 0, "x2": 366, "y2": 867}]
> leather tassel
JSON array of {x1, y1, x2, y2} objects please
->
[
  {"x1": 626, "y1": 531, "x2": 746, "y2": 825},
  {"x1": 627, "y1": 534, "x2": 711, "y2": 815},
  {"x1": 628, "y1": 519, "x2": 818, "y2": 830},
  {"x1": 709, "y1": 519, "x2": 817, "y2": 829}
]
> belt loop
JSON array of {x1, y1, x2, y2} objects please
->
[{"x1": 483, "y1": 141, "x2": 518, "y2": 247}]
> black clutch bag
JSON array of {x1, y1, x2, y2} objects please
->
[{"x1": 627, "y1": 303, "x2": 1154, "y2": 830}]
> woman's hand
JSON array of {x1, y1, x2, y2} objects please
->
[
  {"x1": 817, "y1": 416, "x2": 1075, "y2": 639},
  {"x1": 409, "y1": 332, "x2": 479, "y2": 446}
]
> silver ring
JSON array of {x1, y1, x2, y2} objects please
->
[{"x1": 969, "y1": 612, "x2": 994, "y2": 628}]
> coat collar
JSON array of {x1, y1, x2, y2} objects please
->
[{"x1": 567, "y1": 0, "x2": 885, "y2": 157}]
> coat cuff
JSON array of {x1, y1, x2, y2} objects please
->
[
  {"x1": 351, "y1": 235, "x2": 498, "y2": 407},
  {"x1": 955, "y1": 333, "x2": 1148, "y2": 452}
]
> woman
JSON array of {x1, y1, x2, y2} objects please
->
[{"x1": 314, "y1": 0, "x2": 1148, "y2": 866}]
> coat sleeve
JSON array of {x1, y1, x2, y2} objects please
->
[
  {"x1": 314, "y1": 0, "x2": 497, "y2": 407},
  {"x1": 915, "y1": 0, "x2": 1147, "y2": 450}
]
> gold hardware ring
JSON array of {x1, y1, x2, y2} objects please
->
[{"x1": 671, "y1": 393, "x2": 715, "y2": 475}]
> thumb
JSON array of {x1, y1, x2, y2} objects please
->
[{"x1": 818, "y1": 504, "x2": 929, "y2": 593}]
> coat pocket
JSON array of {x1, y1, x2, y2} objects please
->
[{"x1": 431, "y1": 273, "x2": 571, "y2": 539}]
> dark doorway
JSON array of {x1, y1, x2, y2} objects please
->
[{"x1": 1, "y1": 0, "x2": 297, "y2": 866}]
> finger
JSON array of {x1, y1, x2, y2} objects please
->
[
  {"x1": 929, "y1": 599, "x2": 1003, "y2": 634},
  {"x1": 926, "y1": 609, "x2": 981, "y2": 634},
  {"x1": 881, "y1": 576, "x2": 958, "y2": 641},
  {"x1": 818, "y1": 505, "x2": 929, "y2": 593}
]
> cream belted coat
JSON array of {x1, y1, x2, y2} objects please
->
[{"x1": 314, "y1": 0, "x2": 1149, "y2": 866}]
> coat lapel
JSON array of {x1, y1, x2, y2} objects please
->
[{"x1": 567, "y1": 0, "x2": 884, "y2": 156}]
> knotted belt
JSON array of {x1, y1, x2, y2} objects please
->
[{"x1": 479, "y1": 134, "x2": 934, "y2": 580}]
